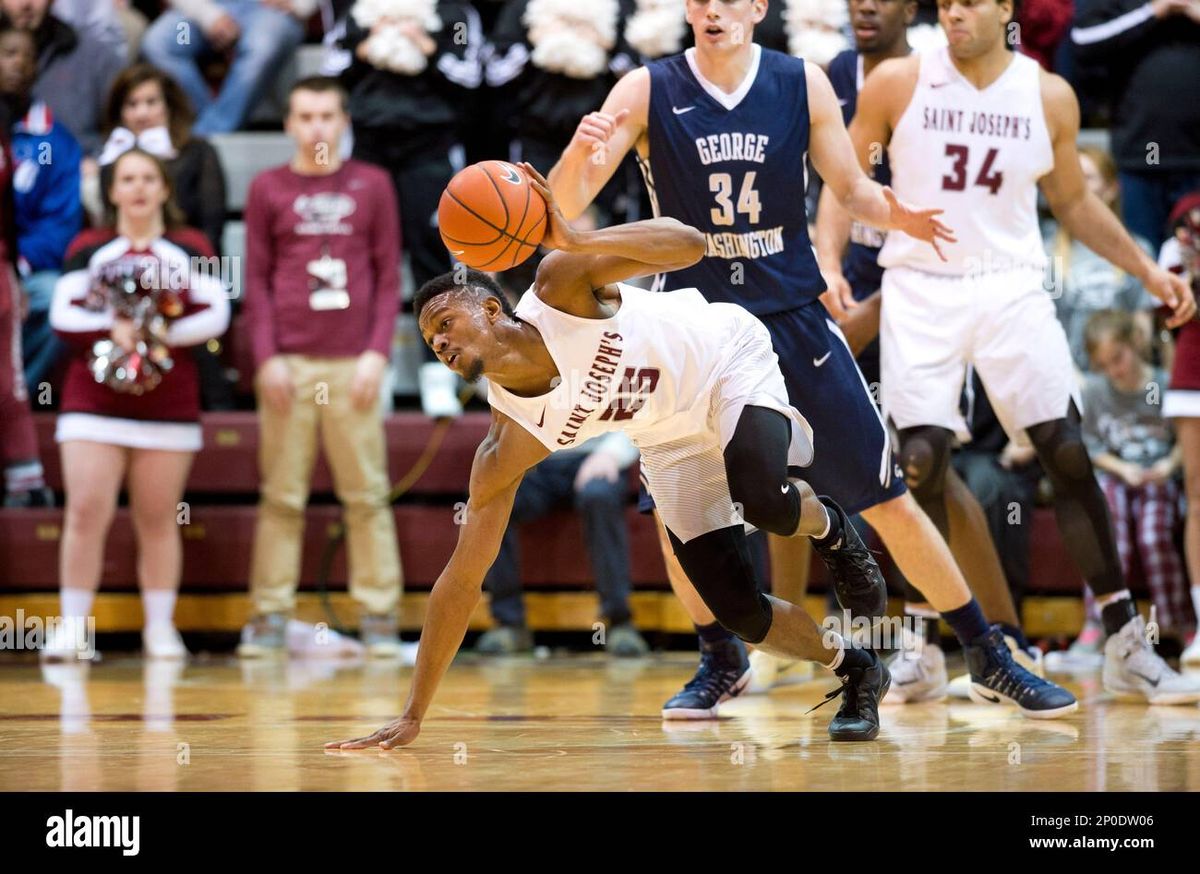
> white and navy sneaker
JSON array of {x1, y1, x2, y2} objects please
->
[
  {"x1": 949, "y1": 634, "x2": 1043, "y2": 698},
  {"x1": 746, "y1": 648, "x2": 813, "y2": 693},
  {"x1": 885, "y1": 625, "x2": 948, "y2": 703},
  {"x1": 662, "y1": 639, "x2": 751, "y2": 719},
  {"x1": 1103, "y1": 615, "x2": 1200, "y2": 705},
  {"x1": 964, "y1": 626, "x2": 1078, "y2": 719}
]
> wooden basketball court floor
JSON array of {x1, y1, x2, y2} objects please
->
[{"x1": 2, "y1": 653, "x2": 1199, "y2": 791}]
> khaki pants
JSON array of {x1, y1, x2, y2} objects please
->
[{"x1": 249, "y1": 356, "x2": 401, "y2": 615}]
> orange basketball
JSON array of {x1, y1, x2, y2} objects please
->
[{"x1": 438, "y1": 161, "x2": 547, "y2": 271}]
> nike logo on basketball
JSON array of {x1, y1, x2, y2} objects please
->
[
  {"x1": 813, "y1": 352, "x2": 831, "y2": 367},
  {"x1": 672, "y1": 105, "x2": 695, "y2": 115},
  {"x1": 536, "y1": 407, "x2": 547, "y2": 428}
]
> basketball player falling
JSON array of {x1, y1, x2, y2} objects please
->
[
  {"x1": 327, "y1": 163, "x2": 950, "y2": 749},
  {"x1": 548, "y1": 0, "x2": 1075, "y2": 717},
  {"x1": 847, "y1": 0, "x2": 1200, "y2": 704}
]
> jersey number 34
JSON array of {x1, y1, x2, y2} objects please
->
[
  {"x1": 941, "y1": 144, "x2": 1003, "y2": 195},
  {"x1": 710, "y1": 172, "x2": 762, "y2": 225}
]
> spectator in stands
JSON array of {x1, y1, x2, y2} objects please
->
[
  {"x1": 341, "y1": 0, "x2": 482, "y2": 291},
  {"x1": 1044, "y1": 146, "x2": 1158, "y2": 373},
  {"x1": 341, "y1": 0, "x2": 482, "y2": 417},
  {"x1": 1016, "y1": 0, "x2": 1073, "y2": 71},
  {"x1": 0, "y1": 91, "x2": 51, "y2": 509},
  {"x1": 238, "y1": 76, "x2": 404, "y2": 659},
  {"x1": 1071, "y1": 0, "x2": 1200, "y2": 249},
  {"x1": 487, "y1": 0, "x2": 635, "y2": 227},
  {"x1": 0, "y1": 22, "x2": 82, "y2": 394},
  {"x1": 476, "y1": 432, "x2": 649, "y2": 656},
  {"x1": 51, "y1": 0, "x2": 132, "y2": 61},
  {"x1": 95, "y1": 63, "x2": 234, "y2": 410},
  {"x1": 1159, "y1": 190, "x2": 1200, "y2": 665},
  {"x1": 43, "y1": 148, "x2": 230, "y2": 660},
  {"x1": 1082, "y1": 309, "x2": 1193, "y2": 648},
  {"x1": 951, "y1": 371, "x2": 1042, "y2": 614},
  {"x1": 0, "y1": 0, "x2": 124, "y2": 155},
  {"x1": 141, "y1": 0, "x2": 315, "y2": 136},
  {"x1": 98, "y1": 64, "x2": 228, "y2": 255}
]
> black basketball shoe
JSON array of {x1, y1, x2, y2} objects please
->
[
  {"x1": 811, "y1": 649, "x2": 891, "y2": 742},
  {"x1": 964, "y1": 626, "x2": 1078, "y2": 718},
  {"x1": 662, "y1": 638, "x2": 751, "y2": 719},
  {"x1": 811, "y1": 495, "x2": 888, "y2": 620}
]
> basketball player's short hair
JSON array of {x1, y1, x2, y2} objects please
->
[
  {"x1": 287, "y1": 76, "x2": 348, "y2": 113},
  {"x1": 414, "y1": 269, "x2": 517, "y2": 323}
]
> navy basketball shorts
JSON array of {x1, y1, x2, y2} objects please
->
[{"x1": 639, "y1": 299, "x2": 906, "y2": 518}]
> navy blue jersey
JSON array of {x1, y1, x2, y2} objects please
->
[
  {"x1": 642, "y1": 46, "x2": 826, "y2": 316},
  {"x1": 827, "y1": 49, "x2": 888, "y2": 296}
]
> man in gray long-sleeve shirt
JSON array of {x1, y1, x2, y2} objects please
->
[
  {"x1": 0, "y1": 0, "x2": 123, "y2": 155},
  {"x1": 142, "y1": 0, "x2": 316, "y2": 135}
]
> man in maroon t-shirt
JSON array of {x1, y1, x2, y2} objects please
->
[{"x1": 239, "y1": 76, "x2": 404, "y2": 658}]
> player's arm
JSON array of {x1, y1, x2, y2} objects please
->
[
  {"x1": 326, "y1": 411, "x2": 548, "y2": 750},
  {"x1": 524, "y1": 163, "x2": 705, "y2": 314},
  {"x1": 807, "y1": 60, "x2": 955, "y2": 259},
  {"x1": 1037, "y1": 72, "x2": 1196, "y2": 328},
  {"x1": 547, "y1": 67, "x2": 650, "y2": 220},
  {"x1": 815, "y1": 178, "x2": 857, "y2": 320}
]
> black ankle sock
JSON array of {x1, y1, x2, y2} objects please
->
[
  {"x1": 922, "y1": 615, "x2": 941, "y2": 645},
  {"x1": 812, "y1": 502, "x2": 842, "y2": 548},
  {"x1": 999, "y1": 622, "x2": 1030, "y2": 650},
  {"x1": 1100, "y1": 597, "x2": 1138, "y2": 637},
  {"x1": 942, "y1": 599, "x2": 991, "y2": 646},
  {"x1": 834, "y1": 646, "x2": 874, "y2": 676},
  {"x1": 696, "y1": 621, "x2": 734, "y2": 649}
]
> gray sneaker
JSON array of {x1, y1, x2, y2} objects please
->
[
  {"x1": 476, "y1": 626, "x2": 534, "y2": 654},
  {"x1": 606, "y1": 622, "x2": 649, "y2": 657},
  {"x1": 237, "y1": 612, "x2": 287, "y2": 657},
  {"x1": 360, "y1": 614, "x2": 407, "y2": 659}
]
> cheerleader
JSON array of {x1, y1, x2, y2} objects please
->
[{"x1": 44, "y1": 147, "x2": 229, "y2": 660}]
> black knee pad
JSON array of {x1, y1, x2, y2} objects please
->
[
  {"x1": 668, "y1": 526, "x2": 774, "y2": 643},
  {"x1": 1028, "y1": 417, "x2": 1092, "y2": 483},
  {"x1": 897, "y1": 425, "x2": 952, "y2": 498}
]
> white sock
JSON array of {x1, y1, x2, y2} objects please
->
[
  {"x1": 59, "y1": 587, "x2": 95, "y2": 621},
  {"x1": 1094, "y1": 589, "x2": 1132, "y2": 610},
  {"x1": 812, "y1": 506, "x2": 832, "y2": 541},
  {"x1": 823, "y1": 631, "x2": 846, "y2": 671},
  {"x1": 141, "y1": 590, "x2": 178, "y2": 630}
]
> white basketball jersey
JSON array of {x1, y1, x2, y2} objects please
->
[
  {"x1": 878, "y1": 47, "x2": 1054, "y2": 276},
  {"x1": 487, "y1": 283, "x2": 761, "y2": 452}
]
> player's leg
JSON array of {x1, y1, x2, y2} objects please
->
[
  {"x1": 1173, "y1": 416, "x2": 1200, "y2": 665},
  {"x1": 1026, "y1": 409, "x2": 1200, "y2": 704},
  {"x1": 867, "y1": 274, "x2": 1075, "y2": 715},
  {"x1": 976, "y1": 270, "x2": 1197, "y2": 704},
  {"x1": 651, "y1": 494, "x2": 752, "y2": 720},
  {"x1": 665, "y1": 522, "x2": 888, "y2": 742}
]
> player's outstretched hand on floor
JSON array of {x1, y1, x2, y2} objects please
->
[
  {"x1": 882, "y1": 187, "x2": 956, "y2": 261},
  {"x1": 1144, "y1": 266, "x2": 1197, "y2": 328},
  {"x1": 326, "y1": 716, "x2": 421, "y2": 750}
]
